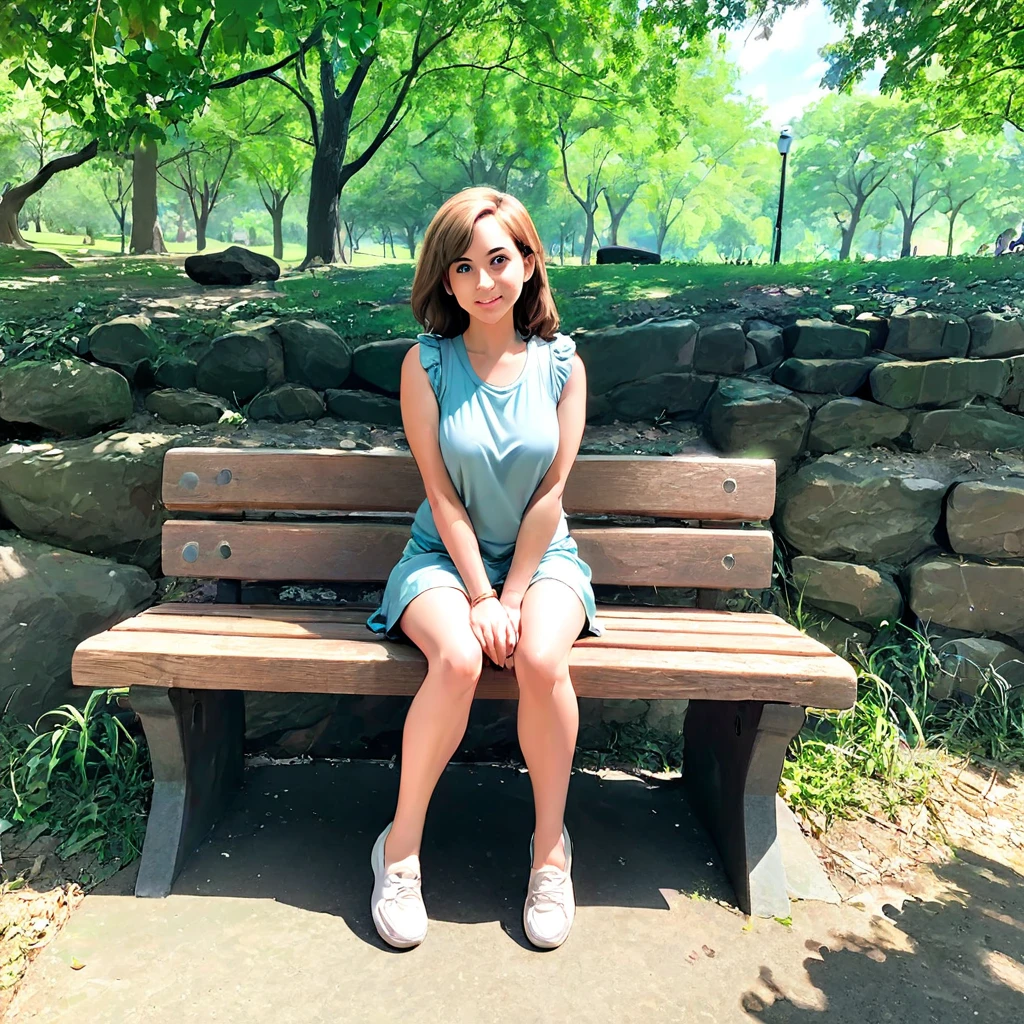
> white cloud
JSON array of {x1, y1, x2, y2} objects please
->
[
  {"x1": 803, "y1": 59, "x2": 829, "y2": 81},
  {"x1": 765, "y1": 87, "x2": 829, "y2": 128}
]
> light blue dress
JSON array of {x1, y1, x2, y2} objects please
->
[{"x1": 366, "y1": 330, "x2": 602, "y2": 641}]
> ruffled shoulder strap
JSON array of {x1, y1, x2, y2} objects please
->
[
  {"x1": 547, "y1": 332, "x2": 577, "y2": 398},
  {"x1": 416, "y1": 332, "x2": 444, "y2": 400}
]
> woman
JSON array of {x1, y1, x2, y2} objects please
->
[{"x1": 365, "y1": 187, "x2": 601, "y2": 951}]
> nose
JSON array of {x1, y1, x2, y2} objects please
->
[{"x1": 477, "y1": 268, "x2": 494, "y2": 289}]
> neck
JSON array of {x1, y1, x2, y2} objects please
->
[{"x1": 462, "y1": 308, "x2": 523, "y2": 354}]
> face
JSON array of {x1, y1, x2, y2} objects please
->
[{"x1": 443, "y1": 213, "x2": 535, "y2": 325}]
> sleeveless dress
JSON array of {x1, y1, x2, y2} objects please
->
[{"x1": 366, "y1": 330, "x2": 602, "y2": 641}]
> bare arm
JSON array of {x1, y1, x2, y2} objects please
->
[
  {"x1": 501, "y1": 353, "x2": 587, "y2": 609},
  {"x1": 401, "y1": 344, "x2": 516, "y2": 664}
]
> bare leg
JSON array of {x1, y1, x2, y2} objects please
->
[
  {"x1": 514, "y1": 579, "x2": 586, "y2": 871},
  {"x1": 384, "y1": 587, "x2": 483, "y2": 868}
]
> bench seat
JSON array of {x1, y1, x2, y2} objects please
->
[{"x1": 74, "y1": 603, "x2": 855, "y2": 707}]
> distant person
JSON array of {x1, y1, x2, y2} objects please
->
[
  {"x1": 995, "y1": 227, "x2": 1016, "y2": 256},
  {"x1": 1010, "y1": 221, "x2": 1024, "y2": 253}
]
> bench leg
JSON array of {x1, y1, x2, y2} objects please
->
[
  {"x1": 131, "y1": 687, "x2": 245, "y2": 897},
  {"x1": 683, "y1": 700, "x2": 805, "y2": 918}
]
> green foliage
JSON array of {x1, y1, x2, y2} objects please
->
[{"x1": 0, "y1": 690, "x2": 152, "y2": 870}]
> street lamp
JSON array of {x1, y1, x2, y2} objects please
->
[{"x1": 772, "y1": 125, "x2": 793, "y2": 265}]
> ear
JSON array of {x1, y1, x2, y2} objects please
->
[
  {"x1": 442, "y1": 270, "x2": 454, "y2": 296},
  {"x1": 522, "y1": 250, "x2": 536, "y2": 283}
]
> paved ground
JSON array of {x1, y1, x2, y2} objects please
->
[{"x1": 9, "y1": 761, "x2": 1024, "y2": 1023}]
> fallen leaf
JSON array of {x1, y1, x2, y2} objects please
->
[{"x1": 70, "y1": 957, "x2": 86, "y2": 970}]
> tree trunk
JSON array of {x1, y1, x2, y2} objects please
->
[
  {"x1": 304, "y1": 62, "x2": 346, "y2": 266},
  {"x1": 838, "y1": 198, "x2": 866, "y2": 261},
  {"x1": 900, "y1": 217, "x2": 913, "y2": 259},
  {"x1": 0, "y1": 139, "x2": 98, "y2": 247},
  {"x1": 32, "y1": 213, "x2": 42, "y2": 233},
  {"x1": 581, "y1": 210, "x2": 596, "y2": 265},
  {"x1": 130, "y1": 138, "x2": 167, "y2": 254},
  {"x1": 271, "y1": 203, "x2": 284, "y2": 260},
  {"x1": 405, "y1": 225, "x2": 417, "y2": 259},
  {"x1": 196, "y1": 214, "x2": 208, "y2": 252}
]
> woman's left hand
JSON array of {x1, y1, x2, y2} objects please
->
[{"x1": 500, "y1": 591, "x2": 523, "y2": 670}]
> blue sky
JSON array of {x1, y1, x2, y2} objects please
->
[{"x1": 723, "y1": 1, "x2": 884, "y2": 128}]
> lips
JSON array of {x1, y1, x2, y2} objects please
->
[{"x1": 476, "y1": 296, "x2": 502, "y2": 306}]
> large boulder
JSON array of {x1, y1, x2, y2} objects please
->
[
  {"x1": 745, "y1": 327, "x2": 784, "y2": 368},
  {"x1": 870, "y1": 358, "x2": 1009, "y2": 409},
  {"x1": 0, "y1": 358, "x2": 132, "y2": 436},
  {"x1": 146, "y1": 388, "x2": 232, "y2": 425},
  {"x1": 782, "y1": 318, "x2": 870, "y2": 359},
  {"x1": 194, "y1": 329, "x2": 285, "y2": 402},
  {"x1": 808, "y1": 398, "x2": 909, "y2": 454},
  {"x1": 153, "y1": 355, "x2": 198, "y2": 391},
  {"x1": 776, "y1": 453, "x2": 948, "y2": 564},
  {"x1": 0, "y1": 429, "x2": 187, "y2": 572},
  {"x1": 704, "y1": 379, "x2": 809, "y2": 464},
  {"x1": 325, "y1": 389, "x2": 403, "y2": 426},
  {"x1": 351, "y1": 337, "x2": 418, "y2": 395},
  {"x1": 946, "y1": 479, "x2": 1024, "y2": 557},
  {"x1": 1002, "y1": 355, "x2": 1024, "y2": 412},
  {"x1": 791, "y1": 555, "x2": 903, "y2": 628},
  {"x1": 967, "y1": 312, "x2": 1024, "y2": 358},
  {"x1": 906, "y1": 557, "x2": 1024, "y2": 635},
  {"x1": 693, "y1": 323, "x2": 746, "y2": 374},
  {"x1": 246, "y1": 384, "x2": 326, "y2": 422},
  {"x1": 934, "y1": 638, "x2": 1024, "y2": 699},
  {"x1": 0, "y1": 530, "x2": 155, "y2": 721},
  {"x1": 854, "y1": 312, "x2": 889, "y2": 350},
  {"x1": 86, "y1": 314, "x2": 158, "y2": 382},
  {"x1": 910, "y1": 406, "x2": 1024, "y2": 451},
  {"x1": 773, "y1": 357, "x2": 877, "y2": 395},
  {"x1": 184, "y1": 246, "x2": 280, "y2": 286},
  {"x1": 605, "y1": 373, "x2": 715, "y2": 420},
  {"x1": 884, "y1": 310, "x2": 970, "y2": 361},
  {"x1": 275, "y1": 319, "x2": 352, "y2": 389},
  {"x1": 576, "y1": 320, "x2": 698, "y2": 395}
]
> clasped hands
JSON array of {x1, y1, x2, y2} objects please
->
[{"x1": 468, "y1": 591, "x2": 522, "y2": 670}]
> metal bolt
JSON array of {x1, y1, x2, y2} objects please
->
[
  {"x1": 216, "y1": 469, "x2": 232, "y2": 485},
  {"x1": 723, "y1": 478, "x2": 737, "y2": 494},
  {"x1": 179, "y1": 472, "x2": 199, "y2": 491},
  {"x1": 217, "y1": 542, "x2": 232, "y2": 559},
  {"x1": 182, "y1": 542, "x2": 199, "y2": 563},
  {"x1": 722, "y1": 554, "x2": 735, "y2": 570}
]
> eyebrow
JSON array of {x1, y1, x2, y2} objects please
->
[{"x1": 451, "y1": 246, "x2": 508, "y2": 264}]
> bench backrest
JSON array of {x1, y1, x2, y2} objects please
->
[{"x1": 161, "y1": 448, "x2": 776, "y2": 591}]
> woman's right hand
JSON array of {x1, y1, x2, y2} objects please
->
[{"x1": 469, "y1": 596, "x2": 517, "y2": 667}]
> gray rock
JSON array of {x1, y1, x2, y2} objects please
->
[
  {"x1": 855, "y1": 312, "x2": 889, "y2": 349},
  {"x1": 0, "y1": 358, "x2": 132, "y2": 435},
  {"x1": 705, "y1": 379, "x2": 809, "y2": 464},
  {"x1": 933, "y1": 638, "x2": 1024, "y2": 699},
  {"x1": 803, "y1": 616, "x2": 875, "y2": 658},
  {"x1": 776, "y1": 453, "x2": 947, "y2": 564},
  {"x1": 783, "y1": 318, "x2": 870, "y2": 359},
  {"x1": 743, "y1": 318, "x2": 779, "y2": 334},
  {"x1": 907, "y1": 556, "x2": 1024, "y2": 634},
  {"x1": 694, "y1": 322, "x2": 747, "y2": 373},
  {"x1": 0, "y1": 530, "x2": 155, "y2": 722},
  {"x1": 247, "y1": 384, "x2": 326, "y2": 422},
  {"x1": 1002, "y1": 355, "x2": 1024, "y2": 412},
  {"x1": 808, "y1": 398, "x2": 909, "y2": 453},
  {"x1": 86, "y1": 314, "x2": 157, "y2": 382},
  {"x1": 153, "y1": 355, "x2": 197, "y2": 391},
  {"x1": 146, "y1": 388, "x2": 231, "y2": 425},
  {"x1": 0, "y1": 428, "x2": 186, "y2": 572},
  {"x1": 884, "y1": 310, "x2": 970, "y2": 360},
  {"x1": 870, "y1": 357, "x2": 1009, "y2": 409},
  {"x1": 194, "y1": 329, "x2": 285, "y2": 402},
  {"x1": 830, "y1": 304, "x2": 856, "y2": 325},
  {"x1": 184, "y1": 245, "x2": 280, "y2": 285},
  {"x1": 967, "y1": 311, "x2": 1024, "y2": 358},
  {"x1": 792, "y1": 555, "x2": 903, "y2": 628},
  {"x1": 746, "y1": 328, "x2": 784, "y2": 367},
  {"x1": 605, "y1": 373, "x2": 716, "y2": 420},
  {"x1": 351, "y1": 337, "x2": 418, "y2": 394},
  {"x1": 275, "y1": 319, "x2": 352, "y2": 389},
  {"x1": 773, "y1": 357, "x2": 877, "y2": 395},
  {"x1": 577, "y1": 320, "x2": 698, "y2": 394},
  {"x1": 325, "y1": 389, "x2": 403, "y2": 426},
  {"x1": 910, "y1": 406, "x2": 1024, "y2": 450},
  {"x1": 946, "y1": 478, "x2": 1024, "y2": 557}
]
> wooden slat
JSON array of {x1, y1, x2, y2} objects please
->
[
  {"x1": 106, "y1": 613, "x2": 829, "y2": 657},
  {"x1": 129, "y1": 603, "x2": 803, "y2": 636},
  {"x1": 72, "y1": 629, "x2": 857, "y2": 708},
  {"x1": 162, "y1": 448, "x2": 776, "y2": 520},
  {"x1": 161, "y1": 521, "x2": 773, "y2": 590}
]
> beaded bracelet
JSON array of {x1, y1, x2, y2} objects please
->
[{"x1": 470, "y1": 587, "x2": 498, "y2": 607}]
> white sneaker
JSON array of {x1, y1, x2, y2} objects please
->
[
  {"x1": 524, "y1": 824, "x2": 575, "y2": 949},
  {"x1": 370, "y1": 822, "x2": 428, "y2": 949}
]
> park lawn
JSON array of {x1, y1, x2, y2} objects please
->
[{"x1": 2, "y1": 248, "x2": 1023, "y2": 354}]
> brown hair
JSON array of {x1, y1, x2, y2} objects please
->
[{"x1": 410, "y1": 186, "x2": 560, "y2": 340}]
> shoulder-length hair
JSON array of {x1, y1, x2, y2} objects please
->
[{"x1": 410, "y1": 186, "x2": 559, "y2": 340}]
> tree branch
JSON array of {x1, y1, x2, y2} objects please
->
[
  {"x1": 270, "y1": 73, "x2": 320, "y2": 149},
  {"x1": 3, "y1": 139, "x2": 98, "y2": 207}
]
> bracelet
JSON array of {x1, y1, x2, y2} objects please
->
[{"x1": 470, "y1": 587, "x2": 498, "y2": 607}]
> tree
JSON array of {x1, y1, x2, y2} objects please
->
[
  {"x1": 97, "y1": 155, "x2": 133, "y2": 253},
  {"x1": 884, "y1": 107, "x2": 945, "y2": 257},
  {"x1": 932, "y1": 138, "x2": 992, "y2": 256}
]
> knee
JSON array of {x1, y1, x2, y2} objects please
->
[
  {"x1": 431, "y1": 642, "x2": 483, "y2": 696},
  {"x1": 514, "y1": 641, "x2": 565, "y2": 693}
]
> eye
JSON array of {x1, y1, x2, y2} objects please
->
[{"x1": 492, "y1": 255, "x2": 507, "y2": 266}]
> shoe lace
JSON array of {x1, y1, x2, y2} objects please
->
[
  {"x1": 383, "y1": 869, "x2": 423, "y2": 907},
  {"x1": 528, "y1": 866, "x2": 568, "y2": 911}
]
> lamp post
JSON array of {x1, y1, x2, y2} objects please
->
[{"x1": 772, "y1": 125, "x2": 793, "y2": 265}]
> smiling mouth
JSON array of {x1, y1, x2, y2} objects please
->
[{"x1": 477, "y1": 296, "x2": 501, "y2": 306}]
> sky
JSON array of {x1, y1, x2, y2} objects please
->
[{"x1": 723, "y1": 1, "x2": 884, "y2": 129}]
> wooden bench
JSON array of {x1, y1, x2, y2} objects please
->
[{"x1": 71, "y1": 447, "x2": 857, "y2": 917}]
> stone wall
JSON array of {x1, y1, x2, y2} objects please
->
[{"x1": 1, "y1": 303, "x2": 1022, "y2": 754}]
